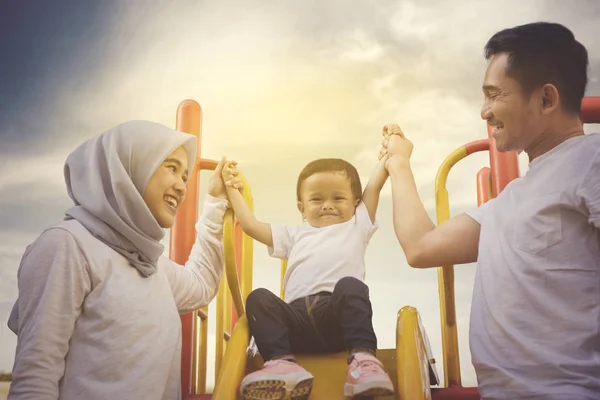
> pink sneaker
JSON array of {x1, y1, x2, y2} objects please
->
[
  {"x1": 240, "y1": 359, "x2": 314, "y2": 400},
  {"x1": 344, "y1": 352, "x2": 394, "y2": 397}
]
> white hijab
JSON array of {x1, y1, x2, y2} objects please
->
[
  {"x1": 63, "y1": 120, "x2": 197, "y2": 277},
  {"x1": 8, "y1": 121, "x2": 196, "y2": 334}
]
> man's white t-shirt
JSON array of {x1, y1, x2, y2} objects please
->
[
  {"x1": 466, "y1": 133, "x2": 600, "y2": 400},
  {"x1": 268, "y1": 201, "x2": 377, "y2": 303}
]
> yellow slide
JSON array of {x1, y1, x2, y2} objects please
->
[{"x1": 212, "y1": 307, "x2": 438, "y2": 399}]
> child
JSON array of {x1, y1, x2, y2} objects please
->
[{"x1": 222, "y1": 144, "x2": 396, "y2": 399}]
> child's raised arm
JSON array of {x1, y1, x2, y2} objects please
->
[
  {"x1": 361, "y1": 125, "x2": 399, "y2": 222},
  {"x1": 362, "y1": 154, "x2": 389, "y2": 223},
  {"x1": 222, "y1": 160, "x2": 273, "y2": 247}
]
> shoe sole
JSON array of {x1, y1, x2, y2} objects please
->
[
  {"x1": 344, "y1": 383, "x2": 395, "y2": 397},
  {"x1": 241, "y1": 378, "x2": 313, "y2": 400}
]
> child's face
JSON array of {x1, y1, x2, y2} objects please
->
[{"x1": 297, "y1": 171, "x2": 359, "y2": 228}]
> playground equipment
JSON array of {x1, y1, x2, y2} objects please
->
[{"x1": 170, "y1": 96, "x2": 600, "y2": 399}]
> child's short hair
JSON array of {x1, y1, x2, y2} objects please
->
[{"x1": 296, "y1": 158, "x2": 362, "y2": 201}]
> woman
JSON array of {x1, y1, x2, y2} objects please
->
[{"x1": 7, "y1": 120, "x2": 236, "y2": 400}]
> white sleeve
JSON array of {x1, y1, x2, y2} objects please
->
[
  {"x1": 267, "y1": 224, "x2": 298, "y2": 259},
  {"x1": 9, "y1": 228, "x2": 91, "y2": 400},
  {"x1": 355, "y1": 201, "x2": 378, "y2": 242},
  {"x1": 578, "y1": 147, "x2": 600, "y2": 229},
  {"x1": 464, "y1": 198, "x2": 496, "y2": 225},
  {"x1": 164, "y1": 194, "x2": 228, "y2": 314}
]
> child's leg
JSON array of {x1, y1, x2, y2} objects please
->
[
  {"x1": 246, "y1": 288, "x2": 317, "y2": 361},
  {"x1": 311, "y1": 277, "x2": 394, "y2": 397},
  {"x1": 242, "y1": 288, "x2": 314, "y2": 399},
  {"x1": 316, "y1": 276, "x2": 377, "y2": 355}
]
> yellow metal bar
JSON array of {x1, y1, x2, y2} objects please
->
[
  {"x1": 280, "y1": 260, "x2": 287, "y2": 299},
  {"x1": 191, "y1": 310, "x2": 199, "y2": 393},
  {"x1": 198, "y1": 307, "x2": 208, "y2": 393},
  {"x1": 214, "y1": 174, "x2": 254, "y2": 384},
  {"x1": 190, "y1": 159, "x2": 253, "y2": 394},
  {"x1": 212, "y1": 316, "x2": 251, "y2": 400},
  {"x1": 194, "y1": 309, "x2": 208, "y2": 391},
  {"x1": 240, "y1": 177, "x2": 254, "y2": 303},
  {"x1": 434, "y1": 146, "x2": 468, "y2": 387},
  {"x1": 396, "y1": 306, "x2": 432, "y2": 400},
  {"x1": 191, "y1": 307, "x2": 208, "y2": 392},
  {"x1": 224, "y1": 209, "x2": 245, "y2": 318},
  {"x1": 214, "y1": 272, "x2": 226, "y2": 383},
  {"x1": 224, "y1": 274, "x2": 232, "y2": 347}
]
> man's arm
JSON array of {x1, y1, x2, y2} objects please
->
[
  {"x1": 362, "y1": 155, "x2": 389, "y2": 223},
  {"x1": 222, "y1": 161, "x2": 273, "y2": 247},
  {"x1": 385, "y1": 131, "x2": 481, "y2": 268}
]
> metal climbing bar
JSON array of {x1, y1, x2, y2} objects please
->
[
  {"x1": 171, "y1": 100, "x2": 204, "y2": 397},
  {"x1": 434, "y1": 137, "x2": 511, "y2": 387},
  {"x1": 581, "y1": 96, "x2": 600, "y2": 123},
  {"x1": 170, "y1": 99, "x2": 255, "y2": 397},
  {"x1": 215, "y1": 173, "x2": 254, "y2": 386}
]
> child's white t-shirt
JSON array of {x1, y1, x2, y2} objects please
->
[{"x1": 268, "y1": 201, "x2": 377, "y2": 303}]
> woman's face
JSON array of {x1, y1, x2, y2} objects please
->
[{"x1": 143, "y1": 146, "x2": 189, "y2": 228}]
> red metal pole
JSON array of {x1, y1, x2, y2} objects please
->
[
  {"x1": 484, "y1": 96, "x2": 600, "y2": 195},
  {"x1": 486, "y1": 125, "x2": 520, "y2": 196},
  {"x1": 464, "y1": 139, "x2": 490, "y2": 155},
  {"x1": 476, "y1": 167, "x2": 491, "y2": 206},
  {"x1": 581, "y1": 96, "x2": 600, "y2": 123},
  {"x1": 170, "y1": 100, "x2": 202, "y2": 398}
]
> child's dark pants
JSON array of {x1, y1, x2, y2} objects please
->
[{"x1": 246, "y1": 276, "x2": 377, "y2": 361}]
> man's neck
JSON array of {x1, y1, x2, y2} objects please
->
[{"x1": 525, "y1": 116, "x2": 584, "y2": 162}]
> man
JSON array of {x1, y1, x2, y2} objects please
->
[{"x1": 381, "y1": 22, "x2": 600, "y2": 399}]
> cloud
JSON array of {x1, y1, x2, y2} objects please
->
[
  {"x1": 0, "y1": 2, "x2": 124, "y2": 158},
  {"x1": 1, "y1": 0, "x2": 599, "y2": 390},
  {"x1": 0, "y1": 183, "x2": 70, "y2": 233}
]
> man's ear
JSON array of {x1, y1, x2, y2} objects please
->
[
  {"x1": 297, "y1": 201, "x2": 305, "y2": 215},
  {"x1": 540, "y1": 83, "x2": 560, "y2": 115}
]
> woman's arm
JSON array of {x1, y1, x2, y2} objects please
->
[{"x1": 165, "y1": 194, "x2": 229, "y2": 313}]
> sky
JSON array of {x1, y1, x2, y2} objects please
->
[{"x1": 0, "y1": 0, "x2": 599, "y2": 392}]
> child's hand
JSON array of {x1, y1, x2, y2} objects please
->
[
  {"x1": 208, "y1": 157, "x2": 228, "y2": 200},
  {"x1": 222, "y1": 160, "x2": 245, "y2": 192},
  {"x1": 370, "y1": 153, "x2": 390, "y2": 190}
]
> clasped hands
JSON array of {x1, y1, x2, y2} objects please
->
[
  {"x1": 208, "y1": 123, "x2": 414, "y2": 202},
  {"x1": 379, "y1": 124, "x2": 414, "y2": 171}
]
